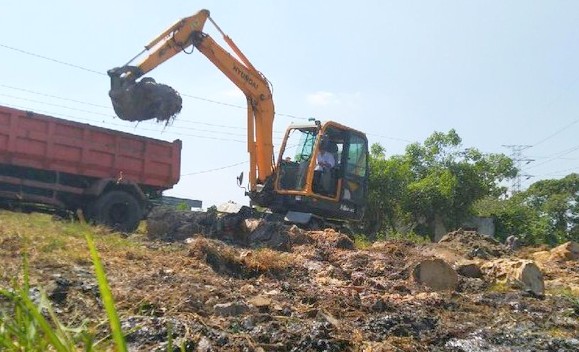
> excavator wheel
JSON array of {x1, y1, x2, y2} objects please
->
[{"x1": 109, "y1": 77, "x2": 182, "y2": 124}]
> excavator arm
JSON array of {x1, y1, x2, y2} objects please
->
[{"x1": 108, "y1": 9, "x2": 275, "y2": 193}]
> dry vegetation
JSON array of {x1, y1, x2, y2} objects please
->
[{"x1": 0, "y1": 210, "x2": 578, "y2": 351}]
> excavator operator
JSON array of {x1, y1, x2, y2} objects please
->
[{"x1": 314, "y1": 139, "x2": 338, "y2": 196}]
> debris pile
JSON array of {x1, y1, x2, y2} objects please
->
[{"x1": 1, "y1": 210, "x2": 578, "y2": 351}]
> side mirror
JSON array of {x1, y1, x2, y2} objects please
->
[{"x1": 237, "y1": 171, "x2": 244, "y2": 187}]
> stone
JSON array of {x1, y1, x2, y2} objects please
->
[
  {"x1": 549, "y1": 241, "x2": 578, "y2": 262},
  {"x1": 455, "y1": 261, "x2": 483, "y2": 279},
  {"x1": 481, "y1": 259, "x2": 545, "y2": 296},
  {"x1": 412, "y1": 258, "x2": 458, "y2": 291},
  {"x1": 213, "y1": 302, "x2": 251, "y2": 317}
]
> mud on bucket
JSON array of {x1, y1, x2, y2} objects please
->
[{"x1": 109, "y1": 77, "x2": 183, "y2": 124}]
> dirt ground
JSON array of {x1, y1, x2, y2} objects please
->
[{"x1": 0, "y1": 209, "x2": 577, "y2": 351}]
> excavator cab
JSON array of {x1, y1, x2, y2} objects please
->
[{"x1": 271, "y1": 121, "x2": 369, "y2": 223}]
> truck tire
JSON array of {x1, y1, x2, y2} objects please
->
[{"x1": 90, "y1": 191, "x2": 142, "y2": 232}]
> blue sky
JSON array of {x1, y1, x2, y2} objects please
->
[{"x1": 2, "y1": 1, "x2": 578, "y2": 207}]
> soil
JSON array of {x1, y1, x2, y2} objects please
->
[
  {"x1": 0, "y1": 210, "x2": 577, "y2": 351},
  {"x1": 109, "y1": 77, "x2": 182, "y2": 124}
]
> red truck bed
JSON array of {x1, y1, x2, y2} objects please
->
[{"x1": 0, "y1": 105, "x2": 181, "y2": 189}]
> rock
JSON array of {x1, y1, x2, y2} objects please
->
[
  {"x1": 412, "y1": 258, "x2": 458, "y2": 291},
  {"x1": 480, "y1": 259, "x2": 544, "y2": 296},
  {"x1": 288, "y1": 225, "x2": 312, "y2": 245},
  {"x1": 46, "y1": 277, "x2": 71, "y2": 304},
  {"x1": 196, "y1": 336, "x2": 213, "y2": 352},
  {"x1": 147, "y1": 207, "x2": 215, "y2": 241},
  {"x1": 455, "y1": 261, "x2": 483, "y2": 279},
  {"x1": 549, "y1": 241, "x2": 578, "y2": 261},
  {"x1": 248, "y1": 296, "x2": 272, "y2": 310},
  {"x1": 247, "y1": 221, "x2": 291, "y2": 251},
  {"x1": 242, "y1": 218, "x2": 262, "y2": 233},
  {"x1": 505, "y1": 235, "x2": 522, "y2": 250},
  {"x1": 532, "y1": 250, "x2": 552, "y2": 264},
  {"x1": 308, "y1": 229, "x2": 354, "y2": 250},
  {"x1": 213, "y1": 302, "x2": 251, "y2": 317}
]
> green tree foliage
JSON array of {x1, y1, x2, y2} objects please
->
[
  {"x1": 365, "y1": 130, "x2": 517, "y2": 238},
  {"x1": 365, "y1": 150, "x2": 412, "y2": 235},
  {"x1": 473, "y1": 195, "x2": 547, "y2": 244},
  {"x1": 475, "y1": 173, "x2": 579, "y2": 245},
  {"x1": 524, "y1": 173, "x2": 579, "y2": 244}
]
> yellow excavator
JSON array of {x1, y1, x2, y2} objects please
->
[{"x1": 107, "y1": 9, "x2": 369, "y2": 225}]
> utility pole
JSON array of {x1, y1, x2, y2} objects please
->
[{"x1": 502, "y1": 145, "x2": 534, "y2": 193}]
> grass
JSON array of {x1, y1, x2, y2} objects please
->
[
  {"x1": 353, "y1": 234, "x2": 372, "y2": 249},
  {"x1": 352, "y1": 231, "x2": 431, "y2": 250},
  {"x1": 0, "y1": 211, "x2": 128, "y2": 351},
  {"x1": 487, "y1": 281, "x2": 513, "y2": 293},
  {"x1": 550, "y1": 287, "x2": 579, "y2": 317},
  {"x1": 0, "y1": 255, "x2": 92, "y2": 351}
]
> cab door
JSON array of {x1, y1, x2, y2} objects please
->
[{"x1": 340, "y1": 132, "x2": 369, "y2": 218}]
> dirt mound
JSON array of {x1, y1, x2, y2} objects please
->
[
  {"x1": 108, "y1": 67, "x2": 182, "y2": 123},
  {"x1": 147, "y1": 206, "x2": 216, "y2": 241},
  {"x1": 146, "y1": 207, "x2": 305, "y2": 252},
  {"x1": 438, "y1": 229, "x2": 507, "y2": 259},
  {"x1": 2, "y1": 212, "x2": 578, "y2": 351},
  {"x1": 188, "y1": 237, "x2": 293, "y2": 279}
]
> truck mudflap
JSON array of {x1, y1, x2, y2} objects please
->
[{"x1": 107, "y1": 66, "x2": 182, "y2": 124}]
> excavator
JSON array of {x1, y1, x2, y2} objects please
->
[{"x1": 107, "y1": 9, "x2": 369, "y2": 225}]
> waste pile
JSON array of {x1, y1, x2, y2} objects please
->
[{"x1": 1, "y1": 209, "x2": 577, "y2": 351}]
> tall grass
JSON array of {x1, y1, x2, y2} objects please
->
[
  {"x1": 0, "y1": 231, "x2": 128, "y2": 351},
  {"x1": 85, "y1": 232, "x2": 127, "y2": 352},
  {"x1": 0, "y1": 255, "x2": 78, "y2": 351}
]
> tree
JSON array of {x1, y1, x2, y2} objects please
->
[
  {"x1": 365, "y1": 130, "x2": 517, "y2": 238},
  {"x1": 523, "y1": 173, "x2": 579, "y2": 244},
  {"x1": 473, "y1": 173, "x2": 579, "y2": 245},
  {"x1": 365, "y1": 146, "x2": 412, "y2": 235}
]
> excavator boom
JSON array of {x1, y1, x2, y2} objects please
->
[{"x1": 108, "y1": 9, "x2": 275, "y2": 191}]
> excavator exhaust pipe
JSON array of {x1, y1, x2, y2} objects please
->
[{"x1": 107, "y1": 66, "x2": 183, "y2": 123}]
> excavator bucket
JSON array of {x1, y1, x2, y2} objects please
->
[{"x1": 108, "y1": 67, "x2": 182, "y2": 123}]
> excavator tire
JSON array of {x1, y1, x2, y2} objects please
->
[{"x1": 109, "y1": 77, "x2": 182, "y2": 124}]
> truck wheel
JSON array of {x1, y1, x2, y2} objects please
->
[{"x1": 91, "y1": 191, "x2": 142, "y2": 232}]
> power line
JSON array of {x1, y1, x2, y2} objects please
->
[
  {"x1": 526, "y1": 143, "x2": 579, "y2": 170},
  {"x1": 366, "y1": 132, "x2": 413, "y2": 143},
  {"x1": 0, "y1": 90, "x2": 286, "y2": 140},
  {"x1": 0, "y1": 84, "x2": 110, "y2": 109},
  {"x1": 0, "y1": 42, "x2": 309, "y2": 122},
  {"x1": 538, "y1": 166, "x2": 579, "y2": 177},
  {"x1": 181, "y1": 161, "x2": 248, "y2": 176},
  {"x1": 0, "y1": 82, "x2": 284, "y2": 133},
  {"x1": 0, "y1": 42, "x2": 416, "y2": 143},
  {"x1": 0, "y1": 102, "x2": 250, "y2": 143},
  {"x1": 0, "y1": 93, "x2": 114, "y2": 118},
  {"x1": 532, "y1": 118, "x2": 579, "y2": 147},
  {"x1": 0, "y1": 43, "x2": 106, "y2": 76}
]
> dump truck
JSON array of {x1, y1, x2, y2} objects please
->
[{"x1": 0, "y1": 105, "x2": 181, "y2": 231}]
